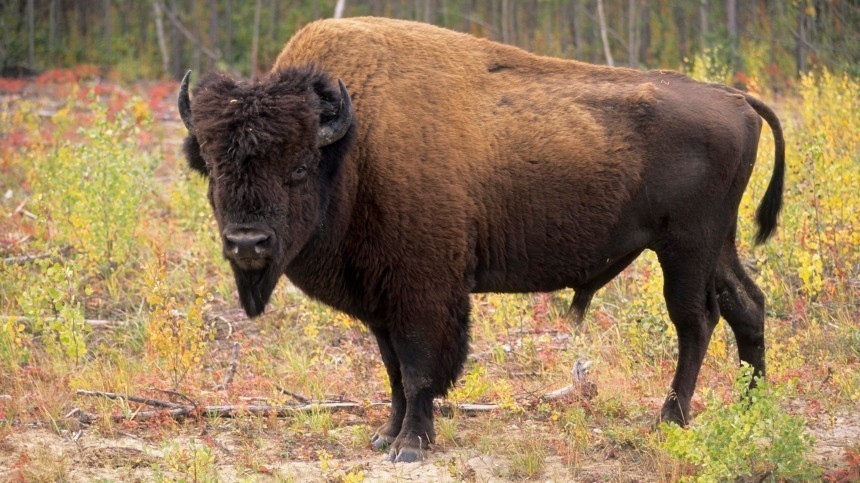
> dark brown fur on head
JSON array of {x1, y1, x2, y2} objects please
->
[
  {"x1": 183, "y1": 67, "x2": 351, "y2": 175},
  {"x1": 181, "y1": 66, "x2": 355, "y2": 317}
]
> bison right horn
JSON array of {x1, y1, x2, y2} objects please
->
[
  {"x1": 316, "y1": 79, "x2": 353, "y2": 148},
  {"x1": 178, "y1": 70, "x2": 193, "y2": 131}
]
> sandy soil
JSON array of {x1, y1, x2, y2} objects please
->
[{"x1": 1, "y1": 406, "x2": 856, "y2": 482}]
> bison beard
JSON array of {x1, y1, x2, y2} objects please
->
[
  {"x1": 231, "y1": 263, "x2": 281, "y2": 318},
  {"x1": 178, "y1": 17, "x2": 786, "y2": 464}
]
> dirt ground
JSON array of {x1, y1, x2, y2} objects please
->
[{"x1": 1, "y1": 406, "x2": 857, "y2": 482}]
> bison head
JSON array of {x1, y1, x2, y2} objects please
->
[{"x1": 178, "y1": 67, "x2": 354, "y2": 317}]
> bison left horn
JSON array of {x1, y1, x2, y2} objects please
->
[
  {"x1": 178, "y1": 70, "x2": 193, "y2": 131},
  {"x1": 317, "y1": 79, "x2": 353, "y2": 148}
]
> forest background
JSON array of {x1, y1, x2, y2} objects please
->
[{"x1": 2, "y1": 0, "x2": 859, "y2": 88}]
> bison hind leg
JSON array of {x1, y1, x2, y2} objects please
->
[
  {"x1": 716, "y1": 240, "x2": 766, "y2": 384},
  {"x1": 657, "y1": 244, "x2": 722, "y2": 427}
]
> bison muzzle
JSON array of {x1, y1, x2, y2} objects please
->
[{"x1": 178, "y1": 17, "x2": 786, "y2": 463}]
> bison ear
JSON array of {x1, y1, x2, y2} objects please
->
[
  {"x1": 183, "y1": 134, "x2": 208, "y2": 176},
  {"x1": 315, "y1": 78, "x2": 353, "y2": 148},
  {"x1": 177, "y1": 70, "x2": 206, "y2": 176},
  {"x1": 179, "y1": 71, "x2": 240, "y2": 176}
]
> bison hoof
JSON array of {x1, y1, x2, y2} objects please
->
[
  {"x1": 659, "y1": 399, "x2": 690, "y2": 428},
  {"x1": 387, "y1": 432, "x2": 429, "y2": 463},
  {"x1": 389, "y1": 446, "x2": 423, "y2": 463},
  {"x1": 370, "y1": 431, "x2": 396, "y2": 451}
]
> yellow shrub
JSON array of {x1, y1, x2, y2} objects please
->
[{"x1": 144, "y1": 260, "x2": 214, "y2": 389}]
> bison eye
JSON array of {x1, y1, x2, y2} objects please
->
[{"x1": 290, "y1": 164, "x2": 308, "y2": 182}]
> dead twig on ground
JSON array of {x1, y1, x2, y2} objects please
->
[{"x1": 11, "y1": 197, "x2": 36, "y2": 220}]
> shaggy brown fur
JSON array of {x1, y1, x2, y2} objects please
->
[{"x1": 180, "y1": 17, "x2": 785, "y2": 462}]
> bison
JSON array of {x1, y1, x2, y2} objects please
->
[{"x1": 178, "y1": 17, "x2": 785, "y2": 462}]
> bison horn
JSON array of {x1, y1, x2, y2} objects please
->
[
  {"x1": 316, "y1": 79, "x2": 353, "y2": 148},
  {"x1": 178, "y1": 70, "x2": 193, "y2": 131}
]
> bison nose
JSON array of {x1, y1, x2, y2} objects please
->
[{"x1": 223, "y1": 226, "x2": 273, "y2": 261}]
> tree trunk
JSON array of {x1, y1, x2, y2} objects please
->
[
  {"x1": 27, "y1": 0, "x2": 34, "y2": 67},
  {"x1": 628, "y1": 0, "x2": 637, "y2": 67},
  {"x1": 674, "y1": 3, "x2": 687, "y2": 63},
  {"x1": 269, "y1": 0, "x2": 276, "y2": 43},
  {"x1": 727, "y1": 0, "x2": 740, "y2": 75},
  {"x1": 423, "y1": 0, "x2": 432, "y2": 23},
  {"x1": 189, "y1": 0, "x2": 200, "y2": 76},
  {"x1": 638, "y1": 1, "x2": 650, "y2": 64},
  {"x1": 334, "y1": 0, "x2": 346, "y2": 19},
  {"x1": 153, "y1": 0, "x2": 170, "y2": 78},
  {"x1": 49, "y1": 0, "x2": 58, "y2": 61},
  {"x1": 795, "y1": 2, "x2": 807, "y2": 74},
  {"x1": 77, "y1": 1, "x2": 88, "y2": 41},
  {"x1": 596, "y1": 0, "x2": 613, "y2": 66},
  {"x1": 251, "y1": 0, "x2": 262, "y2": 78},
  {"x1": 699, "y1": 0, "x2": 709, "y2": 46},
  {"x1": 208, "y1": 0, "x2": 219, "y2": 71},
  {"x1": 225, "y1": 0, "x2": 233, "y2": 63},
  {"x1": 170, "y1": 0, "x2": 182, "y2": 79},
  {"x1": 570, "y1": 0, "x2": 583, "y2": 58},
  {"x1": 103, "y1": 0, "x2": 112, "y2": 60},
  {"x1": 461, "y1": 0, "x2": 473, "y2": 32},
  {"x1": 501, "y1": 0, "x2": 511, "y2": 44},
  {"x1": 769, "y1": 0, "x2": 777, "y2": 86}
]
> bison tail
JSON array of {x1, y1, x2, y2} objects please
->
[{"x1": 745, "y1": 94, "x2": 786, "y2": 245}]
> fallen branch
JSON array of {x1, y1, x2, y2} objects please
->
[
  {"x1": 76, "y1": 389, "x2": 183, "y2": 409},
  {"x1": 73, "y1": 388, "x2": 363, "y2": 423},
  {"x1": 214, "y1": 342, "x2": 240, "y2": 390},
  {"x1": 9, "y1": 316, "x2": 123, "y2": 328},
  {"x1": 69, "y1": 401, "x2": 362, "y2": 424},
  {"x1": 151, "y1": 388, "x2": 198, "y2": 407},
  {"x1": 542, "y1": 385, "x2": 573, "y2": 401},
  {"x1": 364, "y1": 400, "x2": 501, "y2": 416},
  {"x1": 2, "y1": 245, "x2": 73, "y2": 265},
  {"x1": 276, "y1": 386, "x2": 311, "y2": 405},
  {"x1": 438, "y1": 403, "x2": 500, "y2": 418},
  {"x1": 72, "y1": 389, "x2": 506, "y2": 425}
]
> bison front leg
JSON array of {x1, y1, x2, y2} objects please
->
[
  {"x1": 385, "y1": 297, "x2": 471, "y2": 463},
  {"x1": 370, "y1": 328, "x2": 406, "y2": 451}
]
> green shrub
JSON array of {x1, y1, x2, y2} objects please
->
[
  {"x1": 17, "y1": 258, "x2": 91, "y2": 363},
  {"x1": 28, "y1": 98, "x2": 155, "y2": 282},
  {"x1": 8, "y1": 96, "x2": 157, "y2": 363},
  {"x1": 661, "y1": 366, "x2": 821, "y2": 481}
]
